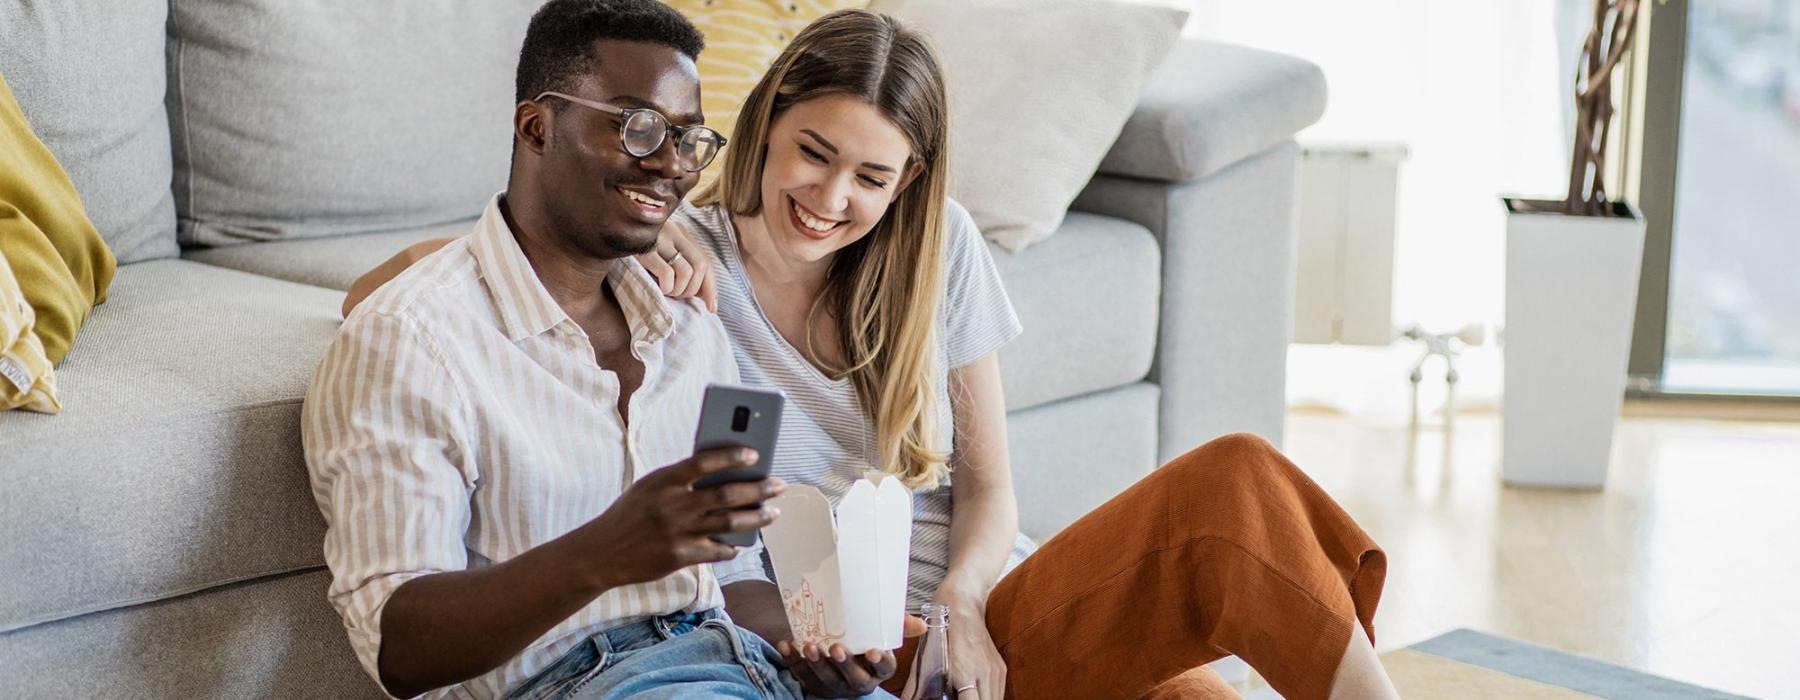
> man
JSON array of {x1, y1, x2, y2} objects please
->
[{"x1": 303, "y1": 1, "x2": 903, "y2": 697}]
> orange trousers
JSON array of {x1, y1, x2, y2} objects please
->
[{"x1": 884, "y1": 433, "x2": 1386, "y2": 700}]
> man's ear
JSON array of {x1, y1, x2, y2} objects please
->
[{"x1": 515, "y1": 100, "x2": 550, "y2": 156}]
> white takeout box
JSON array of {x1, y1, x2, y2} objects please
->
[{"x1": 761, "y1": 472, "x2": 912, "y2": 653}]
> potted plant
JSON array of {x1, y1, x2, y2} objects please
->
[{"x1": 1501, "y1": 0, "x2": 1646, "y2": 488}]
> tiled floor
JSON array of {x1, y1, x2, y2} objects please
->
[{"x1": 1274, "y1": 403, "x2": 1800, "y2": 699}]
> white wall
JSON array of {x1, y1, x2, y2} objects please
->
[{"x1": 1138, "y1": 0, "x2": 1577, "y2": 418}]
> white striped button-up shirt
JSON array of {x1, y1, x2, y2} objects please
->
[{"x1": 301, "y1": 194, "x2": 752, "y2": 699}]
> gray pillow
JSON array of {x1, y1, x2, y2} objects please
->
[
  {"x1": 165, "y1": 1, "x2": 544, "y2": 246},
  {"x1": 0, "y1": 1, "x2": 179, "y2": 265}
]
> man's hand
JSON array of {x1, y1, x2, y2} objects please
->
[
  {"x1": 778, "y1": 616, "x2": 928, "y2": 698},
  {"x1": 576, "y1": 447, "x2": 783, "y2": 588},
  {"x1": 635, "y1": 219, "x2": 717, "y2": 312},
  {"x1": 366, "y1": 450, "x2": 782, "y2": 697},
  {"x1": 720, "y1": 580, "x2": 928, "y2": 698}
]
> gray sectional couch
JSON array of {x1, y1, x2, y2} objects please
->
[{"x1": 0, "y1": 2, "x2": 1323, "y2": 696}]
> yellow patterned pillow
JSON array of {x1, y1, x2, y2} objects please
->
[
  {"x1": 0, "y1": 69, "x2": 115, "y2": 368},
  {"x1": 1, "y1": 249, "x2": 59, "y2": 414},
  {"x1": 666, "y1": 0, "x2": 868, "y2": 184}
]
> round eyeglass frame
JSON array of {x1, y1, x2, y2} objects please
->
[{"x1": 535, "y1": 91, "x2": 726, "y2": 172}]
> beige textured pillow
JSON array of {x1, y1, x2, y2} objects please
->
[{"x1": 869, "y1": 0, "x2": 1186, "y2": 251}]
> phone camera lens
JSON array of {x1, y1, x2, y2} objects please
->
[{"x1": 731, "y1": 406, "x2": 751, "y2": 432}]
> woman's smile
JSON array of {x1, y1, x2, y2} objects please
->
[{"x1": 785, "y1": 194, "x2": 847, "y2": 240}]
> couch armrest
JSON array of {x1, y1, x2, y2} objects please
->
[
  {"x1": 1098, "y1": 39, "x2": 1326, "y2": 183},
  {"x1": 1072, "y1": 142, "x2": 1302, "y2": 457}
]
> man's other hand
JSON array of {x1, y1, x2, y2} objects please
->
[{"x1": 778, "y1": 616, "x2": 927, "y2": 698}]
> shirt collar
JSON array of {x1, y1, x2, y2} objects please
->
[
  {"x1": 471, "y1": 193, "x2": 677, "y2": 345},
  {"x1": 607, "y1": 256, "x2": 677, "y2": 345}
]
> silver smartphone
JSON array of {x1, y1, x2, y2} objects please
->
[{"x1": 692, "y1": 383, "x2": 785, "y2": 547}]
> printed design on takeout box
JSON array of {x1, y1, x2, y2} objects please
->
[
  {"x1": 782, "y1": 579, "x2": 842, "y2": 645},
  {"x1": 763, "y1": 472, "x2": 914, "y2": 653}
]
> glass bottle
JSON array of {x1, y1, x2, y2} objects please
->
[{"x1": 903, "y1": 602, "x2": 953, "y2": 700}]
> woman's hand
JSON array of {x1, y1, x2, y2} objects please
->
[
  {"x1": 937, "y1": 591, "x2": 1006, "y2": 700},
  {"x1": 930, "y1": 355, "x2": 1017, "y2": 698},
  {"x1": 635, "y1": 219, "x2": 717, "y2": 311}
]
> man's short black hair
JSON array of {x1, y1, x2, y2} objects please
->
[{"x1": 515, "y1": 0, "x2": 705, "y2": 103}]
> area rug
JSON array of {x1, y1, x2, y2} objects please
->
[{"x1": 1381, "y1": 629, "x2": 1751, "y2": 699}]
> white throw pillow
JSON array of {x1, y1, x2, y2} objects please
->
[{"x1": 869, "y1": 0, "x2": 1187, "y2": 252}]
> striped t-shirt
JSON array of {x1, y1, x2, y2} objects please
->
[
  {"x1": 681, "y1": 199, "x2": 1035, "y2": 609},
  {"x1": 302, "y1": 194, "x2": 745, "y2": 699}
]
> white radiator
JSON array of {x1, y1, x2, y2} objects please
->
[{"x1": 1292, "y1": 143, "x2": 1408, "y2": 346}]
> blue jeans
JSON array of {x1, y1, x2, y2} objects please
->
[{"x1": 504, "y1": 609, "x2": 896, "y2": 700}]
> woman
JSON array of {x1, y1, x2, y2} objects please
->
[{"x1": 347, "y1": 10, "x2": 1392, "y2": 700}]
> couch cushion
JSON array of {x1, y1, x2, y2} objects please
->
[
  {"x1": 993, "y1": 212, "x2": 1159, "y2": 411},
  {"x1": 165, "y1": 0, "x2": 541, "y2": 246},
  {"x1": 0, "y1": 260, "x2": 341, "y2": 633},
  {"x1": 183, "y1": 218, "x2": 476, "y2": 291},
  {"x1": 1007, "y1": 382, "x2": 1159, "y2": 540},
  {"x1": 0, "y1": 568, "x2": 378, "y2": 698},
  {"x1": 185, "y1": 209, "x2": 1159, "y2": 412},
  {"x1": 0, "y1": 1, "x2": 179, "y2": 264},
  {"x1": 1098, "y1": 39, "x2": 1327, "y2": 183}
]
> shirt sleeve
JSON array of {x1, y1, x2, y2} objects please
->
[
  {"x1": 940, "y1": 197, "x2": 1024, "y2": 369},
  {"x1": 712, "y1": 537, "x2": 773, "y2": 587},
  {"x1": 301, "y1": 309, "x2": 476, "y2": 692}
]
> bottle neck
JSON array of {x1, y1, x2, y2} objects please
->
[{"x1": 919, "y1": 602, "x2": 950, "y2": 631}]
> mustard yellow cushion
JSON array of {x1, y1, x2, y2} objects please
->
[
  {"x1": 0, "y1": 69, "x2": 116, "y2": 367},
  {"x1": 667, "y1": 0, "x2": 868, "y2": 184},
  {"x1": 0, "y1": 248, "x2": 59, "y2": 413}
]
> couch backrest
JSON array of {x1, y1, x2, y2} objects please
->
[
  {"x1": 0, "y1": 1, "x2": 179, "y2": 265},
  {"x1": 166, "y1": 0, "x2": 545, "y2": 247}
]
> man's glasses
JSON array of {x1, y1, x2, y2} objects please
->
[{"x1": 536, "y1": 91, "x2": 726, "y2": 172}]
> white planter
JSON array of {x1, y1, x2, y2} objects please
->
[{"x1": 1500, "y1": 198, "x2": 1645, "y2": 489}]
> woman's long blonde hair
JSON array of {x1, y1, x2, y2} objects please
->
[{"x1": 694, "y1": 9, "x2": 952, "y2": 489}]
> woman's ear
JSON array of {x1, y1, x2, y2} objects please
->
[{"x1": 895, "y1": 160, "x2": 926, "y2": 194}]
